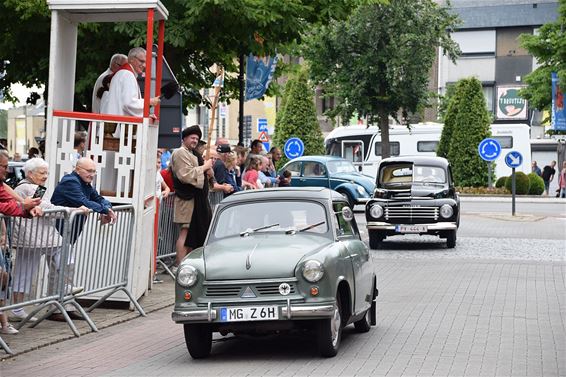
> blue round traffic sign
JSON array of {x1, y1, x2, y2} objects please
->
[
  {"x1": 505, "y1": 151, "x2": 523, "y2": 168},
  {"x1": 284, "y1": 137, "x2": 304, "y2": 159},
  {"x1": 478, "y1": 138, "x2": 501, "y2": 162}
]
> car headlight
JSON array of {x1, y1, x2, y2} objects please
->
[
  {"x1": 302, "y1": 260, "x2": 324, "y2": 283},
  {"x1": 177, "y1": 265, "x2": 198, "y2": 287},
  {"x1": 439, "y1": 204, "x2": 453, "y2": 219},
  {"x1": 356, "y1": 185, "x2": 366, "y2": 195},
  {"x1": 369, "y1": 204, "x2": 383, "y2": 218}
]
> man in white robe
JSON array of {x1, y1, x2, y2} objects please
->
[
  {"x1": 105, "y1": 47, "x2": 160, "y2": 119},
  {"x1": 91, "y1": 53, "x2": 127, "y2": 114}
]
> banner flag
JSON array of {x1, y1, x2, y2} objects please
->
[
  {"x1": 552, "y1": 72, "x2": 566, "y2": 130},
  {"x1": 245, "y1": 54, "x2": 278, "y2": 101}
]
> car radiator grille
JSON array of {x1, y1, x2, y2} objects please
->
[
  {"x1": 205, "y1": 282, "x2": 297, "y2": 298},
  {"x1": 385, "y1": 206, "x2": 438, "y2": 221}
]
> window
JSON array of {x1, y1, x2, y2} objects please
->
[
  {"x1": 285, "y1": 162, "x2": 302, "y2": 177},
  {"x1": 343, "y1": 141, "x2": 364, "y2": 163},
  {"x1": 417, "y1": 141, "x2": 439, "y2": 153},
  {"x1": 492, "y1": 136, "x2": 513, "y2": 148},
  {"x1": 412, "y1": 166, "x2": 446, "y2": 183},
  {"x1": 374, "y1": 142, "x2": 400, "y2": 157},
  {"x1": 303, "y1": 162, "x2": 327, "y2": 177}
]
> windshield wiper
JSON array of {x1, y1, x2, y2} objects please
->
[
  {"x1": 240, "y1": 223, "x2": 280, "y2": 237},
  {"x1": 297, "y1": 221, "x2": 325, "y2": 233}
]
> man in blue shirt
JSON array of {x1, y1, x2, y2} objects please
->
[{"x1": 52, "y1": 158, "x2": 116, "y2": 230}]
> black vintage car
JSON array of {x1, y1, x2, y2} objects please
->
[{"x1": 365, "y1": 156, "x2": 460, "y2": 249}]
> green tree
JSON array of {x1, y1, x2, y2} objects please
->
[
  {"x1": 444, "y1": 78, "x2": 492, "y2": 187},
  {"x1": 0, "y1": 0, "x2": 370, "y2": 111},
  {"x1": 519, "y1": 1, "x2": 566, "y2": 113},
  {"x1": 437, "y1": 85, "x2": 461, "y2": 158},
  {"x1": 272, "y1": 68, "x2": 325, "y2": 167},
  {"x1": 303, "y1": 0, "x2": 460, "y2": 158}
]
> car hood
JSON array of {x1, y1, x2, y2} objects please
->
[
  {"x1": 410, "y1": 184, "x2": 448, "y2": 198},
  {"x1": 333, "y1": 172, "x2": 375, "y2": 193},
  {"x1": 204, "y1": 233, "x2": 332, "y2": 280}
]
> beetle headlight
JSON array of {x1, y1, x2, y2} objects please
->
[
  {"x1": 177, "y1": 265, "x2": 198, "y2": 287},
  {"x1": 369, "y1": 204, "x2": 383, "y2": 218},
  {"x1": 439, "y1": 204, "x2": 453, "y2": 219},
  {"x1": 356, "y1": 185, "x2": 366, "y2": 195},
  {"x1": 302, "y1": 260, "x2": 324, "y2": 283}
]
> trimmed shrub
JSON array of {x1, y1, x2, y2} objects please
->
[
  {"x1": 505, "y1": 172, "x2": 530, "y2": 195},
  {"x1": 273, "y1": 68, "x2": 325, "y2": 168},
  {"x1": 527, "y1": 173, "x2": 545, "y2": 195},
  {"x1": 442, "y1": 78, "x2": 492, "y2": 187},
  {"x1": 495, "y1": 176, "x2": 507, "y2": 188}
]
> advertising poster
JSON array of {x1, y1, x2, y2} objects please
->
[{"x1": 496, "y1": 86, "x2": 528, "y2": 120}]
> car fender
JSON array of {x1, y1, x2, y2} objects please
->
[{"x1": 333, "y1": 182, "x2": 359, "y2": 200}]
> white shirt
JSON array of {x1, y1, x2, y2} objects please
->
[
  {"x1": 105, "y1": 66, "x2": 143, "y2": 117},
  {"x1": 155, "y1": 170, "x2": 164, "y2": 199},
  {"x1": 92, "y1": 68, "x2": 112, "y2": 114}
]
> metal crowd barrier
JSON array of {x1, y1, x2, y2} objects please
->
[
  {"x1": 0, "y1": 205, "x2": 142, "y2": 355},
  {"x1": 155, "y1": 191, "x2": 225, "y2": 279},
  {"x1": 156, "y1": 194, "x2": 179, "y2": 278}
]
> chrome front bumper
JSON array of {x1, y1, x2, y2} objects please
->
[
  {"x1": 366, "y1": 221, "x2": 457, "y2": 231},
  {"x1": 172, "y1": 300, "x2": 335, "y2": 324}
]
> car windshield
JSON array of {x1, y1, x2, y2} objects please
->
[
  {"x1": 211, "y1": 200, "x2": 329, "y2": 240},
  {"x1": 380, "y1": 163, "x2": 446, "y2": 186},
  {"x1": 412, "y1": 165, "x2": 446, "y2": 184},
  {"x1": 326, "y1": 160, "x2": 357, "y2": 174}
]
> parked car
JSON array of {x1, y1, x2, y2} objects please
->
[
  {"x1": 365, "y1": 156, "x2": 460, "y2": 249},
  {"x1": 278, "y1": 156, "x2": 375, "y2": 207},
  {"x1": 172, "y1": 187, "x2": 378, "y2": 358}
]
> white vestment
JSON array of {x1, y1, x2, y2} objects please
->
[
  {"x1": 92, "y1": 68, "x2": 112, "y2": 114},
  {"x1": 105, "y1": 67, "x2": 143, "y2": 117}
]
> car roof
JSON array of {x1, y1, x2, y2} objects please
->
[
  {"x1": 379, "y1": 155, "x2": 450, "y2": 168},
  {"x1": 220, "y1": 187, "x2": 346, "y2": 204},
  {"x1": 284, "y1": 155, "x2": 347, "y2": 164}
]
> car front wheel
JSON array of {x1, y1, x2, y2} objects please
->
[
  {"x1": 446, "y1": 230, "x2": 457, "y2": 248},
  {"x1": 184, "y1": 324, "x2": 212, "y2": 359},
  {"x1": 317, "y1": 295, "x2": 342, "y2": 357},
  {"x1": 368, "y1": 230, "x2": 385, "y2": 249}
]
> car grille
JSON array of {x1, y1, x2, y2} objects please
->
[
  {"x1": 384, "y1": 206, "x2": 438, "y2": 221},
  {"x1": 204, "y1": 282, "x2": 297, "y2": 298}
]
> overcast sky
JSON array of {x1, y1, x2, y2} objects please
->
[{"x1": 0, "y1": 84, "x2": 44, "y2": 110}]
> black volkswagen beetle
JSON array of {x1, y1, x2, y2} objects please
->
[{"x1": 365, "y1": 156, "x2": 460, "y2": 248}]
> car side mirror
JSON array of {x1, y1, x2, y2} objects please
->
[{"x1": 342, "y1": 206, "x2": 354, "y2": 222}]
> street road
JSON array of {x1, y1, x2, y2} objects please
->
[{"x1": 1, "y1": 199, "x2": 565, "y2": 376}]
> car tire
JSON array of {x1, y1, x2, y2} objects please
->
[
  {"x1": 184, "y1": 324, "x2": 212, "y2": 359},
  {"x1": 446, "y1": 230, "x2": 457, "y2": 248},
  {"x1": 368, "y1": 231, "x2": 384, "y2": 249},
  {"x1": 354, "y1": 306, "x2": 372, "y2": 333},
  {"x1": 317, "y1": 295, "x2": 342, "y2": 358}
]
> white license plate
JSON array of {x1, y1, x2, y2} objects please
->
[
  {"x1": 219, "y1": 306, "x2": 279, "y2": 322},
  {"x1": 395, "y1": 225, "x2": 428, "y2": 233}
]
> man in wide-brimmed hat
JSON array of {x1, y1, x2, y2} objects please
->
[{"x1": 170, "y1": 125, "x2": 214, "y2": 272}]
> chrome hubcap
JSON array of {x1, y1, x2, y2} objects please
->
[{"x1": 330, "y1": 305, "x2": 341, "y2": 347}]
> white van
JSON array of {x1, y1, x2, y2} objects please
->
[{"x1": 324, "y1": 122, "x2": 532, "y2": 180}]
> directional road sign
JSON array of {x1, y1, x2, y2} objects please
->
[
  {"x1": 478, "y1": 138, "x2": 502, "y2": 162},
  {"x1": 505, "y1": 151, "x2": 523, "y2": 168},
  {"x1": 284, "y1": 137, "x2": 304, "y2": 159}
]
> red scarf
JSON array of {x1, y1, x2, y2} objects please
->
[{"x1": 109, "y1": 63, "x2": 135, "y2": 82}]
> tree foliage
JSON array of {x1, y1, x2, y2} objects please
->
[
  {"x1": 272, "y1": 68, "x2": 325, "y2": 168},
  {"x1": 442, "y1": 77, "x2": 492, "y2": 187},
  {"x1": 527, "y1": 172, "x2": 545, "y2": 195},
  {"x1": 505, "y1": 172, "x2": 530, "y2": 195},
  {"x1": 0, "y1": 0, "x2": 370, "y2": 112},
  {"x1": 303, "y1": 0, "x2": 460, "y2": 158},
  {"x1": 519, "y1": 1, "x2": 566, "y2": 111}
]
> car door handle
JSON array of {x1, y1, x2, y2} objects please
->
[{"x1": 299, "y1": 178, "x2": 306, "y2": 182}]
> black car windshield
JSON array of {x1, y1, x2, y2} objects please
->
[
  {"x1": 326, "y1": 160, "x2": 357, "y2": 174},
  {"x1": 212, "y1": 200, "x2": 329, "y2": 240},
  {"x1": 412, "y1": 165, "x2": 446, "y2": 184}
]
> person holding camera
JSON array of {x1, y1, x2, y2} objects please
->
[{"x1": 10, "y1": 158, "x2": 90, "y2": 322}]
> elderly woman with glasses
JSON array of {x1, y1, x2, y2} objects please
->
[{"x1": 9, "y1": 158, "x2": 89, "y2": 322}]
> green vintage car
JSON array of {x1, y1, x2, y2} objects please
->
[{"x1": 172, "y1": 187, "x2": 378, "y2": 358}]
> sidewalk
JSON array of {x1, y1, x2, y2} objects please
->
[
  {"x1": 0, "y1": 272, "x2": 175, "y2": 360},
  {"x1": 459, "y1": 194, "x2": 566, "y2": 203}
]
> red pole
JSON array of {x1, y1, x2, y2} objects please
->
[
  {"x1": 144, "y1": 9, "x2": 155, "y2": 118},
  {"x1": 155, "y1": 20, "x2": 165, "y2": 119}
]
